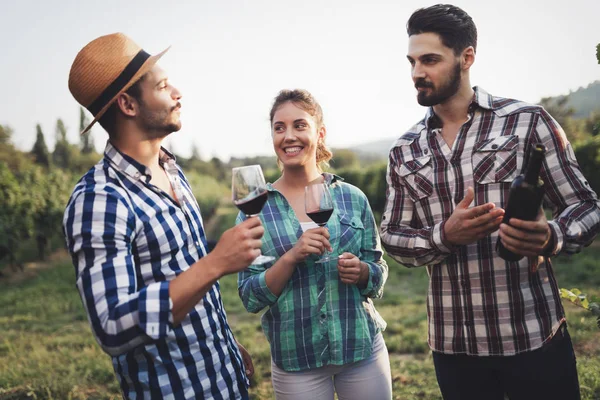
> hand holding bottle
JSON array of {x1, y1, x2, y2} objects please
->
[
  {"x1": 496, "y1": 144, "x2": 547, "y2": 261},
  {"x1": 498, "y1": 207, "x2": 552, "y2": 258}
]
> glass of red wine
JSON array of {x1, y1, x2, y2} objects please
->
[
  {"x1": 305, "y1": 182, "x2": 335, "y2": 264},
  {"x1": 232, "y1": 165, "x2": 275, "y2": 265}
]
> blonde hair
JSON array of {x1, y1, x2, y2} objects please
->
[{"x1": 269, "y1": 89, "x2": 333, "y2": 171}]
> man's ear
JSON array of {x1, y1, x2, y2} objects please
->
[
  {"x1": 115, "y1": 93, "x2": 138, "y2": 117},
  {"x1": 462, "y1": 46, "x2": 475, "y2": 70}
]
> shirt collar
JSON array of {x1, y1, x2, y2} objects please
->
[
  {"x1": 423, "y1": 86, "x2": 495, "y2": 130},
  {"x1": 323, "y1": 172, "x2": 344, "y2": 185},
  {"x1": 104, "y1": 141, "x2": 177, "y2": 183},
  {"x1": 266, "y1": 172, "x2": 344, "y2": 192}
]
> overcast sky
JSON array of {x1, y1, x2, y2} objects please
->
[{"x1": 1, "y1": 0, "x2": 598, "y2": 160}]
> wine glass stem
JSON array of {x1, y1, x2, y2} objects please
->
[{"x1": 321, "y1": 224, "x2": 332, "y2": 257}]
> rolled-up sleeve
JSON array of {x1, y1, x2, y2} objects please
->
[
  {"x1": 235, "y1": 212, "x2": 278, "y2": 313},
  {"x1": 64, "y1": 187, "x2": 173, "y2": 356},
  {"x1": 535, "y1": 110, "x2": 600, "y2": 255},
  {"x1": 358, "y1": 194, "x2": 388, "y2": 298},
  {"x1": 380, "y1": 155, "x2": 454, "y2": 267}
]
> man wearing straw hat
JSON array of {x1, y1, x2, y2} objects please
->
[{"x1": 63, "y1": 33, "x2": 262, "y2": 399}]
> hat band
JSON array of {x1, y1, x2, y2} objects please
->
[{"x1": 88, "y1": 49, "x2": 150, "y2": 116}]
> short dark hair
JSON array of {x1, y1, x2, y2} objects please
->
[
  {"x1": 407, "y1": 4, "x2": 477, "y2": 55},
  {"x1": 97, "y1": 74, "x2": 146, "y2": 136}
]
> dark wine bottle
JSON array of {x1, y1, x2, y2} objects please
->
[{"x1": 496, "y1": 144, "x2": 546, "y2": 261}]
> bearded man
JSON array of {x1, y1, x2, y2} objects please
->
[{"x1": 380, "y1": 5, "x2": 600, "y2": 399}]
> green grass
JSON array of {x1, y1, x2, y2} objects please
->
[
  {"x1": 0, "y1": 262, "x2": 121, "y2": 399},
  {"x1": 1, "y1": 247, "x2": 599, "y2": 399}
]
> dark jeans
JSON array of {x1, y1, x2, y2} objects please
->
[{"x1": 432, "y1": 325, "x2": 580, "y2": 400}]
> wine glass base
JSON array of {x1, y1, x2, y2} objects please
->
[
  {"x1": 252, "y1": 255, "x2": 276, "y2": 265},
  {"x1": 315, "y1": 255, "x2": 337, "y2": 264}
]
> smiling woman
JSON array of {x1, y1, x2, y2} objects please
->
[
  {"x1": 236, "y1": 88, "x2": 392, "y2": 400},
  {"x1": 270, "y1": 89, "x2": 332, "y2": 172}
]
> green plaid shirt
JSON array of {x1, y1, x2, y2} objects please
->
[{"x1": 237, "y1": 173, "x2": 388, "y2": 372}]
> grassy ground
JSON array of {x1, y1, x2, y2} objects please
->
[{"x1": 1, "y1": 245, "x2": 599, "y2": 399}]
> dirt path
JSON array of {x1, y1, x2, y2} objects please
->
[
  {"x1": 0, "y1": 248, "x2": 71, "y2": 285},
  {"x1": 0, "y1": 201, "x2": 233, "y2": 286},
  {"x1": 203, "y1": 203, "x2": 238, "y2": 240},
  {"x1": 202, "y1": 207, "x2": 223, "y2": 239}
]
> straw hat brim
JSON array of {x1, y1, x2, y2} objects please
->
[{"x1": 80, "y1": 46, "x2": 170, "y2": 135}]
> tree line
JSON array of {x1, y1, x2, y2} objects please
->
[
  {"x1": 0, "y1": 109, "x2": 98, "y2": 271},
  {"x1": 1, "y1": 94, "x2": 600, "y2": 272}
]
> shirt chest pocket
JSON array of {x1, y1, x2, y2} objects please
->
[
  {"x1": 398, "y1": 155, "x2": 433, "y2": 201},
  {"x1": 472, "y1": 135, "x2": 519, "y2": 184},
  {"x1": 335, "y1": 213, "x2": 365, "y2": 253}
]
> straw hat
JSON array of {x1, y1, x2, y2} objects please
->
[{"x1": 68, "y1": 33, "x2": 169, "y2": 134}]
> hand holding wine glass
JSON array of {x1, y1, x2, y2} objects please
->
[
  {"x1": 208, "y1": 217, "x2": 265, "y2": 275},
  {"x1": 232, "y1": 165, "x2": 275, "y2": 265},
  {"x1": 305, "y1": 182, "x2": 336, "y2": 264}
]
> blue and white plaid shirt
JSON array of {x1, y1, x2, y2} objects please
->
[{"x1": 63, "y1": 142, "x2": 248, "y2": 399}]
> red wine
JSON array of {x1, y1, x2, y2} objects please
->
[
  {"x1": 307, "y1": 208, "x2": 333, "y2": 226},
  {"x1": 497, "y1": 144, "x2": 546, "y2": 261},
  {"x1": 235, "y1": 191, "x2": 268, "y2": 216}
]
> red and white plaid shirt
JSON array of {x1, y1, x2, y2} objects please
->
[{"x1": 381, "y1": 87, "x2": 600, "y2": 356}]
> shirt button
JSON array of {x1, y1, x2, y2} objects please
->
[
  {"x1": 424, "y1": 149, "x2": 429, "y2": 155},
  {"x1": 320, "y1": 313, "x2": 326, "y2": 319},
  {"x1": 491, "y1": 144, "x2": 498, "y2": 150}
]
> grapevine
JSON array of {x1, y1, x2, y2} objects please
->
[{"x1": 560, "y1": 288, "x2": 600, "y2": 329}]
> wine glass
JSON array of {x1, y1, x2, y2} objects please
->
[
  {"x1": 304, "y1": 182, "x2": 335, "y2": 264},
  {"x1": 232, "y1": 165, "x2": 275, "y2": 265}
]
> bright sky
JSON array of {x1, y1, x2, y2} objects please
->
[{"x1": 1, "y1": 0, "x2": 598, "y2": 161}]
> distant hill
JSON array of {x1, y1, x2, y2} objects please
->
[
  {"x1": 346, "y1": 139, "x2": 396, "y2": 162},
  {"x1": 342, "y1": 81, "x2": 600, "y2": 161},
  {"x1": 349, "y1": 138, "x2": 396, "y2": 155},
  {"x1": 545, "y1": 80, "x2": 600, "y2": 119}
]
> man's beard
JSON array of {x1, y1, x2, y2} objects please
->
[
  {"x1": 138, "y1": 102, "x2": 181, "y2": 139},
  {"x1": 415, "y1": 62, "x2": 461, "y2": 107}
]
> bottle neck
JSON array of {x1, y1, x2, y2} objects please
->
[{"x1": 524, "y1": 145, "x2": 546, "y2": 185}]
